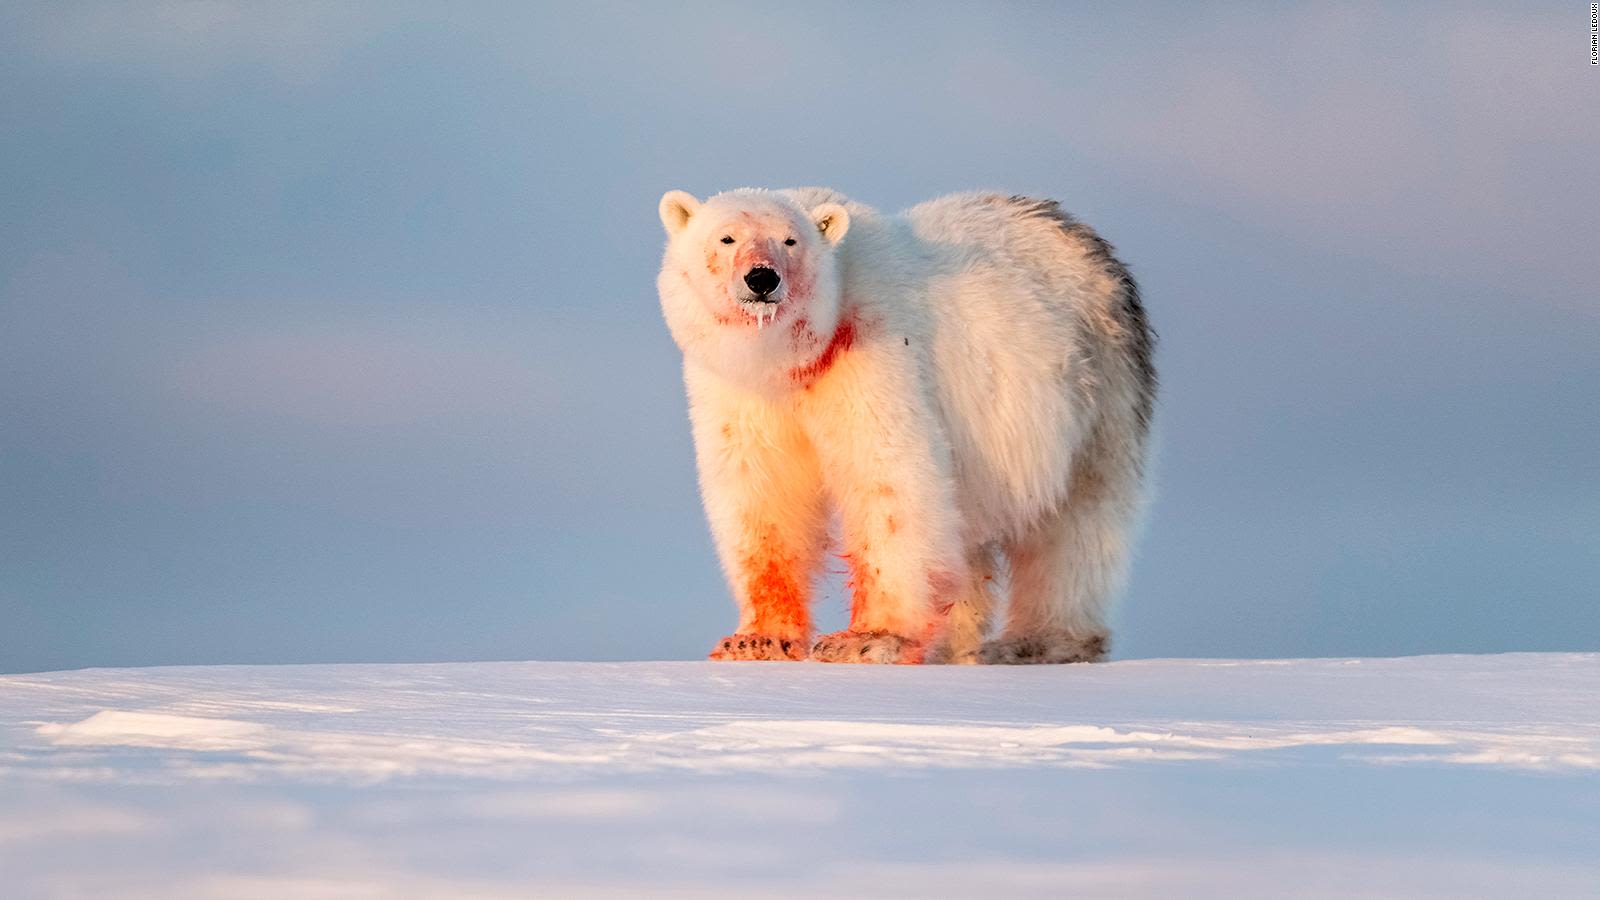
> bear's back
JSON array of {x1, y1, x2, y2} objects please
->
[{"x1": 903, "y1": 192, "x2": 1097, "y2": 275}]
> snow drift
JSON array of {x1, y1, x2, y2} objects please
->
[{"x1": 2, "y1": 653, "x2": 1596, "y2": 898}]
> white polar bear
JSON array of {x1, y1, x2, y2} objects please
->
[{"x1": 656, "y1": 187, "x2": 1155, "y2": 664}]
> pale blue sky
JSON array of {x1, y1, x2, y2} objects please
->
[{"x1": 2, "y1": 3, "x2": 1595, "y2": 672}]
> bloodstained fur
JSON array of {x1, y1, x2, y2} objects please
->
[
  {"x1": 789, "y1": 316, "x2": 857, "y2": 388},
  {"x1": 739, "y1": 527, "x2": 811, "y2": 640}
]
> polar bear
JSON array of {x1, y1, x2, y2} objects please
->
[{"x1": 656, "y1": 187, "x2": 1154, "y2": 664}]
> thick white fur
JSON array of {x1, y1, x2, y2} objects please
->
[{"x1": 658, "y1": 188, "x2": 1153, "y2": 664}]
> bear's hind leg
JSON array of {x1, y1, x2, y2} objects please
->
[{"x1": 982, "y1": 464, "x2": 1136, "y2": 664}]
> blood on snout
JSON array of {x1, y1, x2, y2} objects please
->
[{"x1": 732, "y1": 242, "x2": 776, "y2": 277}]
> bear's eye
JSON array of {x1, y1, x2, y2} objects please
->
[
  {"x1": 720, "y1": 236, "x2": 734, "y2": 244},
  {"x1": 784, "y1": 238, "x2": 797, "y2": 246}
]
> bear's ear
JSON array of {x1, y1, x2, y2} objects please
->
[
  {"x1": 659, "y1": 190, "x2": 700, "y2": 237},
  {"x1": 811, "y1": 202, "x2": 850, "y2": 245}
]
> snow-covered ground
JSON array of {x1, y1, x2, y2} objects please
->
[{"x1": 1, "y1": 653, "x2": 1596, "y2": 898}]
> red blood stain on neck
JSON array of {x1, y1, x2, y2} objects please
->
[
  {"x1": 787, "y1": 315, "x2": 819, "y2": 354},
  {"x1": 789, "y1": 317, "x2": 856, "y2": 388}
]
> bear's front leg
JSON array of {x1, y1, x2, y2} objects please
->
[
  {"x1": 796, "y1": 331, "x2": 967, "y2": 664},
  {"x1": 706, "y1": 530, "x2": 815, "y2": 661},
  {"x1": 687, "y1": 364, "x2": 830, "y2": 661}
]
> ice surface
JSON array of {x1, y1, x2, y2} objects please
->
[{"x1": 1, "y1": 654, "x2": 1596, "y2": 898}]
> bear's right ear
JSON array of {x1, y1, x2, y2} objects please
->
[{"x1": 659, "y1": 190, "x2": 700, "y2": 237}]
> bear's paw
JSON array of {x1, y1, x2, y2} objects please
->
[
  {"x1": 809, "y1": 630, "x2": 923, "y2": 664},
  {"x1": 708, "y1": 634, "x2": 808, "y2": 661},
  {"x1": 978, "y1": 631, "x2": 1107, "y2": 665}
]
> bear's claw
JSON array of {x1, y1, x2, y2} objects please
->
[
  {"x1": 708, "y1": 633, "x2": 807, "y2": 661},
  {"x1": 809, "y1": 630, "x2": 923, "y2": 664}
]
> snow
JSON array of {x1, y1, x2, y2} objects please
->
[{"x1": 2, "y1": 653, "x2": 1596, "y2": 898}]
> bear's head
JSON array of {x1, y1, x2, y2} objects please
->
[{"x1": 656, "y1": 188, "x2": 850, "y2": 392}]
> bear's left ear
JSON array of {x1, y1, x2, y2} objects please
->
[
  {"x1": 659, "y1": 190, "x2": 700, "y2": 237},
  {"x1": 812, "y1": 202, "x2": 850, "y2": 245}
]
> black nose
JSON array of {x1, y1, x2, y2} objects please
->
[{"x1": 744, "y1": 267, "x2": 780, "y2": 297}]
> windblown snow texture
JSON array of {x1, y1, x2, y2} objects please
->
[{"x1": 2, "y1": 654, "x2": 1597, "y2": 898}]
